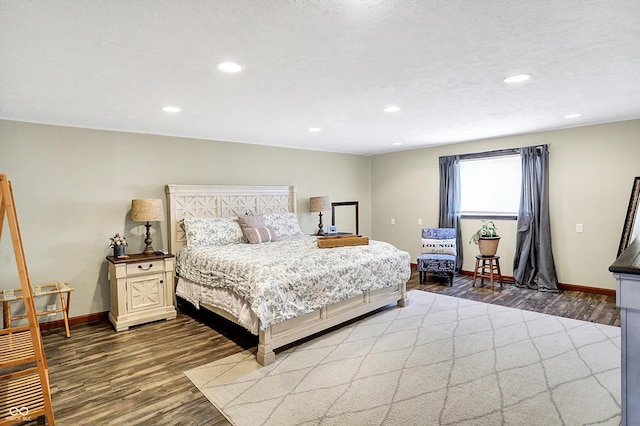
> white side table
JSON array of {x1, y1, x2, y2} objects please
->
[{"x1": 107, "y1": 253, "x2": 177, "y2": 331}]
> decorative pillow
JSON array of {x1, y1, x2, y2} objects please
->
[
  {"x1": 421, "y1": 238, "x2": 456, "y2": 255},
  {"x1": 244, "y1": 226, "x2": 278, "y2": 244},
  {"x1": 182, "y1": 217, "x2": 244, "y2": 248},
  {"x1": 237, "y1": 214, "x2": 265, "y2": 229},
  {"x1": 263, "y1": 212, "x2": 303, "y2": 238}
]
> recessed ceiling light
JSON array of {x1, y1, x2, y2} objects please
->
[
  {"x1": 308, "y1": 127, "x2": 322, "y2": 132},
  {"x1": 503, "y1": 74, "x2": 532, "y2": 83},
  {"x1": 563, "y1": 113, "x2": 582, "y2": 119},
  {"x1": 216, "y1": 62, "x2": 244, "y2": 73},
  {"x1": 392, "y1": 142, "x2": 403, "y2": 146},
  {"x1": 162, "y1": 106, "x2": 181, "y2": 113},
  {"x1": 384, "y1": 106, "x2": 400, "y2": 112}
]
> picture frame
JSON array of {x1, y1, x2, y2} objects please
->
[
  {"x1": 331, "y1": 201, "x2": 359, "y2": 235},
  {"x1": 618, "y1": 176, "x2": 640, "y2": 257}
]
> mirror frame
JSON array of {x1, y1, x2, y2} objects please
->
[
  {"x1": 618, "y1": 176, "x2": 640, "y2": 257},
  {"x1": 331, "y1": 201, "x2": 359, "y2": 235}
]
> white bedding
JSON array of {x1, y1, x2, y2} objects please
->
[
  {"x1": 176, "y1": 235, "x2": 411, "y2": 330},
  {"x1": 176, "y1": 277, "x2": 260, "y2": 334}
]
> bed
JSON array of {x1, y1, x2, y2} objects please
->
[{"x1": 165, "y1": 184, "x2": 410, "y2": 365}]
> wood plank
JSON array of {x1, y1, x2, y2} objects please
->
[{"x1": 317, "y1": 235, "x2": 369, "y2": 248}]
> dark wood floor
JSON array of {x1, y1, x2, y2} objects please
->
[
  {"x1": 410, "y1": 273, "x2": 620, "y2": 326},
  {"x1": 27, "y1": 272, "x2": 619, "y2": 425}
]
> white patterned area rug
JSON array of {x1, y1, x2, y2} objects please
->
[{"x1": 184, "y1": 290, "x2": 621, "y2": 425}]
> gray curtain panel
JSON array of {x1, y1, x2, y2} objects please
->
[
  {"x1": 513, "y1": 145, "x2": 559, "y2": 291},
  {"x1": 438, "y1": 155, "x2": 463, "y2": 273}
]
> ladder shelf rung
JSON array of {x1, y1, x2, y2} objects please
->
[
  {"x1": 0, "y1": 371, "x2": 46, "y2": 425},
  {"x1": 0, "y1": 330, "x2": 36, "y2": 368}
]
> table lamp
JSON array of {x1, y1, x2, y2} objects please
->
[
  {"x1": 131, "y1": 199, "x2": 165, "y2": 255},
  {"x1": 310, "y1": 196, "x2": 330, "y2": 236}
]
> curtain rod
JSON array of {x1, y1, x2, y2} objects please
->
[{"x1": 449, "y1": 144, "x2": 547, "y2": 160}]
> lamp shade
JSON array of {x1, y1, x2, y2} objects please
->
[
  {"x1": 131, "y1": 199, "x2": 165, "y2": 222},
  {"x1": 309, "y1": 196, "x2": 331, "y2": 212}
]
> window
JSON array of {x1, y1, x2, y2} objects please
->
[{"x1": 459, "y1": 154, "x2": 521, "y2": 218}]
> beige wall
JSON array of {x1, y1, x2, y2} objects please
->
[
  {"x1": 0, "y1": 120, "x2": 371, "y2": 318},
  {"x1": 370, "y1": 119, "x2": 640, "y2": 291}
]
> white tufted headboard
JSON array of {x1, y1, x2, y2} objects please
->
[{"x1": 164, "y1": 184, "x2": 297, "y2": 253}]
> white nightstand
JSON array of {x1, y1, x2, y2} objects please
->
[{"x1": 106, "y1": 253, "x2": 177, "y2": 331}]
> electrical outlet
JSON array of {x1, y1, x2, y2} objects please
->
[
  {"x1": 576, "y1": 223, "x2": 583, "y2": 233},
  {"x1": 391, "y1": 218, "x2": 396, "y2": 225},
  {"x1": 47, "y1": 304, "x2": 56, "y2": 316},
  {"x1": 418, "y1": 218, "x2": 423, "y2": 226}
]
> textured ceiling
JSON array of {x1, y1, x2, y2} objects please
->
[{"x1": 1, "y1": 1, "x2": 639, "y2": 156}]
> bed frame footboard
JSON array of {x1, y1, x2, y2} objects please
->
[{"x1": 256, "y1": 282, "x2": 407, "y2": 366}]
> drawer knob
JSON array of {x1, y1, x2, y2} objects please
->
[
  {"x1": 160, "y1": 280, "x2": 164, "y2": 284},
  {"x1": 138, "y1": 264, "x2": 153, "y2": 271}
]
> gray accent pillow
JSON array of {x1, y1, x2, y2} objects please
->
[
  {"x1": 245, "y1": 226, "x2": 278, "y2": 244},
  {"x1": 237, "y1": 214, "x2": 265, "y2": 229},
  {"x1": 237, "y1": 215, "x2": 265, "y2": 242}
]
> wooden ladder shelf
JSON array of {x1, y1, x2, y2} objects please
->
[{"x1": 0, "y1": 174, "x2": 55, "y2": 425}]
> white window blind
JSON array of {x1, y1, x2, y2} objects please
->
[{"x1": 460, "y1": 155, "x2": 521, "y2": 216}]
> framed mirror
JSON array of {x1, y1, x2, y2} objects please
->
[
  {"x1": 331, "y1": 201, "x2": 359, "y2": 235},
  {"x1": 617, "y1": 176, "x2": 640, "y2": 257}
]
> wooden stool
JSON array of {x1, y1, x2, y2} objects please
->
[{"x1": 472, "y1": 254, "x2": 503, "y2": 290}]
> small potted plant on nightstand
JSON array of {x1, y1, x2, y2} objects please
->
[
  {"x1": 109, "y1": 233, "x2": 128, "y2": 258},
  {"x1": 469, "y1": 220, "x2": 500, "y2": 256}
]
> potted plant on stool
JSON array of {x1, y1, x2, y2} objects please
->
[{"x1": 469, "y1": 220, "x2": 500, "y2": 256}]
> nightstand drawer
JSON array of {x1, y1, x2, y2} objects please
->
[{"x1": 126, "y1": 261, "x2": 164, "y2": 276}]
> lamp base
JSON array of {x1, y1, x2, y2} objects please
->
[
  {"x1": 142, "y1": 222, "x2": 156, "y2": 255},
  {"x1": 316, "y1": 212, "x2": 325, "y2": 236}
]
